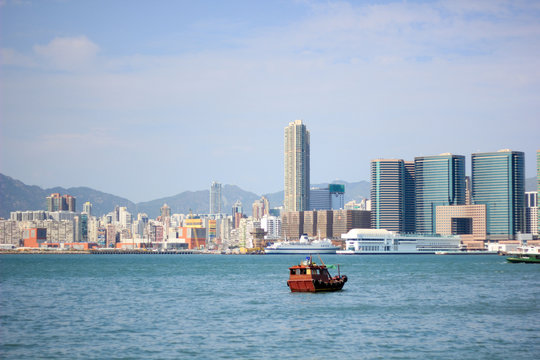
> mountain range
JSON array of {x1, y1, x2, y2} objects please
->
[{"x1": 0, "y1": 173, "x2": 372, "y2": 219}]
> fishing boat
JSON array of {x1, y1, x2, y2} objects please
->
[{"x1": 287, "y1": 255, "x2": 347, "y2": 292}]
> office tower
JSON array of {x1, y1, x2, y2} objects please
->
[
  {"x1": 310, "y1": 184, "x2": 345, "y2": 210},
  {"x1": 415, "y1": 153, "x2": 466, "y2": 234},
  {"x1": 209, "y1": 181, "x2": 222, "y2": 215},
  {"x1": 83, "y1": 201, "x2": 92, "y2": 216},
  {"x1": 284, "y1": 120, "x2": 310, "y2": 212},
  {"x1": 403, "y1": 161, "x2": 416, "y2": 233},
  {"x1": 329, "y1": 184, "x2": 345, "y2": 210},
  {"x1": 524, "y1": 192, "x2": 538, "y2": 235},
  {"x1": 332, "y1": 210, "x2": 371, "y2": 238},
  {"x1": 471, "y1": 149, "x2": 525, "y2": 240},
  {"x1": 370, "y1": 159, "x2": 415, "y2": 233},
  {"x1": 282, "y1": 211, "x2": 304, "y2": 239},
  {"x1": 303, "y1": 210, "x2": 317, "y2": 237},
  {"x1": 538, "y1": 150, "x2": 540, "y2": 235}
]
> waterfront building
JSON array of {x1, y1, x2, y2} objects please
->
[
  {"x1": 284, "y1": 120, "x2": 310, "y2": 212},
  {"x1": 415, "y1": 154, "x2": 466, "y2": 234},
  {"x1": 435, "y1": 204, "x2": 487, "y2": 242},
  {"x1": 282, "y1": 211, "x2": 304, "y2": 239},
  {"x1": 332, "y1": 210, "x2": 371, "y2": 238},
  {"x1": 209, "y1": 181, "x2": 222, "y2": 215},
  {"x1": 538, "y1": 150, "x2": 540, "y2": 235},
  {"x1": 316, "y1": 210, "x2": 333, "y2": 239},
  {"x1": 370, "y1": 159, "x2": 415, "y2": 233},
  {"x1": 0, "y1": 220, "x2": 20, "y2": 246},
  {"x1": 471, "y1": 150, "x2": 525, "y2": 240},
  {"x1": 525, "y1": 191, "x2": 538, "y2": 236},
  {"x1": 303, "y1": 210, "x2": 317, "y2": 237}
]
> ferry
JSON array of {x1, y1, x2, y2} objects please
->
[
  {"x1": 264, "y1": 234, "x2": 340, "y2": 254},
  {"x1": 338, "y1": 228, "x2": 461, "y2": 254},
  {"x1": 506, "y1": 245, "x2": 540, "y2": 264},
  {"x1": 287, "y1": 255, "x2": 347, "y2": 292}
]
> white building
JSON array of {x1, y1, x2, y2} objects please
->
[{"x1": 261, "y1": 215, "x2": 282, "y2": 239}]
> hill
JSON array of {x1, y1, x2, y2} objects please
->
[{"x1": 1, "y1": 173, "x2": 536, "y2": 219}]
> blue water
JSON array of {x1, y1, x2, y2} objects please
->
[{"x1": 1, "y1": 254, "x2": 538, "y2": 359}]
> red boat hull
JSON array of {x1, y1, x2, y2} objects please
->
[{"x1": 287, "y1": 276, "x2": 347, "y2": 292}]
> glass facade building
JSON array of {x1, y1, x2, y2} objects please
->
[
  {"x1": 370, "y1": 159, "x2": 415, "y2": 233},
  {"x1": 471, "y1": 150, "x2": 525, "y2": 240},
  {"x1": 414, "y1": 154, "x2": 466, "y2": 234}
]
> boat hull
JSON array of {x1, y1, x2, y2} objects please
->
[
  {"x1": 506, "y1": 256, "x2": 540, "y2": 263},
  {"x1": 287, "y1": 277, "x2": 347, "y2": 293}
]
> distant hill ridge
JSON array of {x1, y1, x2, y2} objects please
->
[
  {"x1": 0, "y1": 174, "x2": 371, "y2": 219},
  {"x1": 1, "y1": 173, "x2": 536, "y2": 219}
]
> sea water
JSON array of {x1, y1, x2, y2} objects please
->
[{"x1": 1, "y1": 254, "x2": 538, "y2": 359}]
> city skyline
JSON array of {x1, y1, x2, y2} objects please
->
[{"x1": 1, "y1": 1, "x2": 540, "y2": 202}]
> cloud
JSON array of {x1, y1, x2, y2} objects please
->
[{"x1": 33, "y1": 36, "x2": 100, "y2": 71}]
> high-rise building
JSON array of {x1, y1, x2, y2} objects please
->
[
  {"x1": 524, "y1": 192, "x2": 538, "y2": 235},
  {"x1": 232, "y1": 200, "x2": 243, "y2": 229},
  {"x1": 209, "y1": 181, "x2": 222, "y2": 215},
  {"x1": 252, "y1": 196, "x2": 269, "y2": 220},
  {"x1": 82, "y1": 201, "x2": 92, "y2": 216},
  {"x1": 46, "y1": 193, "x2": 76, "y2": 212},
  {"x1": 537, "y1": 150, "x2": 540, "y2": 235},
  {"x1": 415, "y1": 153, "x2": 466, "y2": 234},
  {"x1": 160, "y1": 203, "x2": 171, "y2": 219},
  {"x1": 310, "y1": 184, "x2": 345, "y2": 210},
  {"x1": 370, "y1": 159, "x2": 415, "y2": 233},
  {"x1": 471, "y1": 149, "x2": 525, "y2": 240},
  {"x1": 284, "y1": 120, "x2": 310, "y2": 212}
]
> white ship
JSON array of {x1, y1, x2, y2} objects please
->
[
  {"x1": 338, "y1": 229, "x2": 461, "y2": 254},
  {"x1": 264, "y1": 234, "x2": 340, "y2": 254}
]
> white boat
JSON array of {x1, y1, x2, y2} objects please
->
[
  {"x1": 264, "y1": 234, "x2": 340, "y2": 254},
  {"x1": 338, "y1": 229, "x2": 461, "y2": 254}
]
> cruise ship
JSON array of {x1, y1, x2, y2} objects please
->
[
  {"x1": 264, "y1": 234, "x2": 340, "y2": 254},
  {"x1": 338, "y1": 229, "x2": 461, "y2": 254}
]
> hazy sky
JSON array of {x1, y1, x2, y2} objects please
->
[{"x1": 1, "y1": 0, "x2": 539, "y2": 202}]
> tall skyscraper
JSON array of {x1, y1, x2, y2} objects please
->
[
  {"x1": 209, "y1": 181, "x2": 222, "y2": 215},
  {"x1": 471, "y1": 149, "x2": 525, "y2": 240},
  {"x1": 538, "y1": 150, "x2": 540, "y2": 235},
  {"x1": 415, "y1": 153, "x2": 466, "y2": 234},
  {"x1": 370, "y1": 159, "x2": 415, "y2": 233},
  {"x1": 284, "y1": 120, "x2": 310, "y2": 212}
]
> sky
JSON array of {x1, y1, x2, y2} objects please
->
[{"x1": 1, "y1": 0, "x2": 539, "y2": 203}]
